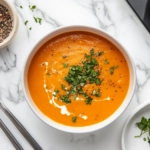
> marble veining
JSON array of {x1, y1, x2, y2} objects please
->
[{"x1": 0, "y1": 0, "x2": 150, "y2": 149}]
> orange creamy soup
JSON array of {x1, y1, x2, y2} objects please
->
[{"x1": 28, "y1": 32, "x2": 129, "y2": 127}]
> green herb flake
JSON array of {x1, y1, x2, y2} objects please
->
[
  {"x1": 92, "y1": 89, "x2": 101, "y2": 97},
  {"x1": 104, "y1": 59, "x2": 109, "y2": 64},
  {"x1": 24, "y1": 20, "x2": 28, "y2": 25},
  {"x1": 54, "y1": 90, "x2": 59, "y2": 94},
  {"x1": 60, "y1": 95, "x2": 71, "y2": 104},
  {"x1": 53, "y1": 90, "x2": 59, "y2": 96},
  {"x1": 62, "y1": 55, "x2": 67, "y2": 59},
  {"x1": 63, "y1": 63, "x2": 68, "y2": 68},
  {"x1": 29, "y1": 5, "x2": 36, "y2": 11},
  {"x1": 147, "y1": 137, "x2": 150, "y2": 144},
  {"x1": 143, "y1": 138, "x2": 147, "y2": 141},
  {"x1": 33, "y1": 17, "x2": 42, "y2": 24},
  {"x1": 72, "y1": 116, "x2": 77, "y2": 123},
  {"x1": 29, "y1": 27, "x2": 32, "y2": 30},
  {"x1": 98, "y1": 51, "x2": 104, "y2": 56},
  {"x1": 20, "y1": 6, "x2": 23, "y2": 9},
  {"x1": 61, "y1": 84, "x2": 66, "y2": 90},
  {"x1": 90, "y1": 48, "x2": 95, "y2": 56},
  {"x1": 85, "y1": 96, "x2": 93, "y2": 105},
  {"x1": 110, "y1": 66, "x2": 118, "y2": 75}
]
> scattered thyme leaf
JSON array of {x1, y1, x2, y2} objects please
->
[
  {"x1": 20, "y1": 6, "x2": 23, "y2": 9},
  {"x1": 110, "y1": 66, "x2": 118, "y2": 75},
  {"x1": 29, "y1": 27, "x2": 32, "y2": 30}
]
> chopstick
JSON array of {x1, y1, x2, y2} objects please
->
[
  {"x1": 0, "y1": 102, "x2": 43, "y2": 150},
  {"x1": 0, "y1": 119, "x2": 23, "y2": 150}
]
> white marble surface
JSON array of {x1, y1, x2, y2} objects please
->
[{"x1": 0, "y1": 0, "x2": 150, "y2": 149}]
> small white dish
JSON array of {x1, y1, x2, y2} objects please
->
[
  {"x1": 122, "y1": 102, "x2": 150, "y2": 150},
  {"x1": 0, "y1": 0, "x2": 19, "y2": 49}
]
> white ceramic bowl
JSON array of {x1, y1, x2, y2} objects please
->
[
  {"x1": 0, "y1": 0, "x2": 19, "y2": 49},
  {"x1": 22, "y1": 25, "x2": 136, "y2": 133}
]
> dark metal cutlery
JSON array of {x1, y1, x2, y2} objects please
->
[
  {"x1": 0, "y1": 119, "x2": 23, "y2": 150},
  {"x1": 0, "y1": 102, "x2": 43, "y2": 150}
]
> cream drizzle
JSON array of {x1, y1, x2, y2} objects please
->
[
  {"x1": 95, "y1": 97, "x2": 111, "y2": 102},
  {"x1": 79, "y1": 114, "x2": 88, "y2": 120},
  {"x1": 42, "y1": 62, "x2": 72, "y2": 116},
  {"x1": 49, "y1": 92, "x2": 71, "y2": 116}
]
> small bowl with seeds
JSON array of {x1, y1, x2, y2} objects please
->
[{"x1": 0, "y1": 0, "x2": 19, "y2": 48}]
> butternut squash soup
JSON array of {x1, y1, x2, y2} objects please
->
[{"x1": 28, "y1": 32, "x2": 129, "y2": 127}]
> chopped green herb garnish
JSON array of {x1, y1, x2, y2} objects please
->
[
  {"x1": 135, "y1": 117, "x2": 150, "y2": 146},
  {"x1": 72, "y1": 116, "x2": 77, "y2": 123},
  {"x1": 63, "y1": 49, "x2": 102, "y2": 104},
  {"x1": 98, "y1": 51, "x2": 104, "y2": 56},
  {"x1": 62, "y1": 55, "x2": 67, "y2": 59},
  {"x1": 29, "y1": 27, "x2": 32, "y2": 30},
  {"x1": 63, "y1": 63, "x2": 68, "y2": 68},
  {"x1": 20, "y1": 6, "x2": 23, "y2": 8},
  {"x1": 61, "y1": 84, "x2": 66, "y2": 90},
  {"x1": 34, "y1": 17, "x2": 42, "y2": 24},
  {"x1": 53, "y1": 90, "x2": 59, "y2": 96},
  {"x1": 104, "y1": 59, "x2": 109, "y2": 64},
  {"x1": 147, "y1": 137, "x2": 150, "y2": 144},
  {"x1": 54, "y1": 90, "x2": 59, "y2": 94},
  {"x1": 90, "y1": 48, "x2": 95, "y2": 56},
  {"x1": 29, "y1": 5, "x2": 36, "y2": 11},
  {"x1": 92, "y1": 89, "x2": 101, "y2": 97},
  {"x1": 24, "y1": 20, "x2": 28, "y2": 25},
  {"x1": 110, "y1": 66, "x2": 118, "y2": 75},
  {"x1": 60, "y1": 95, "x2": 71, "y2": 103},
  {"x1": 85, "y1": 95, "x2": 93, "y2": 105}
]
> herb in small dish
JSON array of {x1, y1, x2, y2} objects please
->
[{"x1": 135, "y1": 117, "x2": 150, "y2": 146}]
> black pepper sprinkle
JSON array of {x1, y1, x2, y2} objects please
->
[{"x1": 0, "y1": 4, "x2": 13, "y2": 43}]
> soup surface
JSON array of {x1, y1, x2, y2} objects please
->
[{"x1": 28, "y1": 32, "x2": 129, "y2": 127}]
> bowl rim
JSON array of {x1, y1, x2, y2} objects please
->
[
  {"x1": 0, "y1": 0, "x2": 19, "y2": 48},
  {"x1": 22, "y1": 25, "x2": 136, "y2": 133}
]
